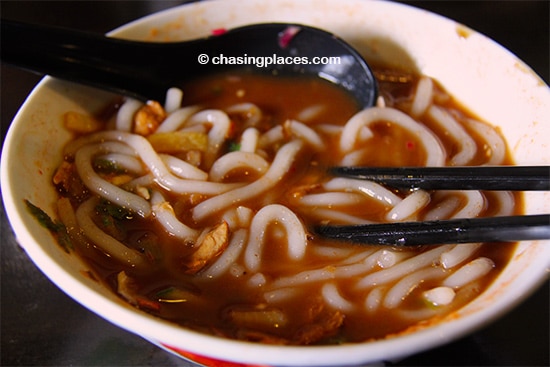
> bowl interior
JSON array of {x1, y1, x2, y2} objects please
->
[{"x1": 2, "y1": 0, "x2": 549, "y2": 366}]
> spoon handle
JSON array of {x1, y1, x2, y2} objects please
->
[{"x1": 1, "y1": 20, "x2": 193, "y2": 101}]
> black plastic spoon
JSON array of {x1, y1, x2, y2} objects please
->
[{"x1": 1, "y1": 20, "x2": 378, "y2": 108}]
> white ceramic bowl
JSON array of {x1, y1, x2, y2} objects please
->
[{"x1": 2, "y1": 1, "x2": 549, "y2": 366}]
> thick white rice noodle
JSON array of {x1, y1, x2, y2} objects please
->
[
  {"x1": 244, "y1": 204, "x2": 307, "y2": 272},
  {"x1": 192, "y1": 140, "x2": 303, "y2": 221},
  {"x1": 339, "y1": 107, "x2": 445, "y2": 166},
  {"x1": 75, "y1": 197, "x2": 147, "y2": 268},
  {"x1": 65, "y1": 78, "x2": 512, "y2": 324}
]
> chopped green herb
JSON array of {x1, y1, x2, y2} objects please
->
[
  {"x1": 228, "y1": 141, "x2": 241, "y2": 152},
  {"x1": 156, "y1": 287, "x2": 176, "y2": 298},
  {"x1": 93, "y1": 158, "x2": 125, "y2": 173},
  {"x1": 325, "y1": 334, "x2": 347, "y2": 345},
  {"x1": 101, "y1": 211, "x2": 117, "y2": 228},
  {"x1": 24, "y1": 200, "x2": 72, "y2": 253},
  {"x1": 96, "y1": 200, "x2": 133, "y2": 220},
  {"x1": 25, "y1": 200, "x2": 60, "y2": 231},
  {"x1": 211, "y1": 85, "x2": 223, "y2": 96},
  {"x1": 156, "y1": 286, "x2": 193, "y2": 303},
  {"x1": 422, "y1": 297, "x2": 440, "y2": 310},
  {"x1": 94, "y1": 200, "x2": 132, "y2": 241}
]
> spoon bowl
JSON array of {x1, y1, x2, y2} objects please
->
[{"x1": 1, "y1": 20, "x2": 378, "y2": 108}]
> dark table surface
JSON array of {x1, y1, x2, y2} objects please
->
[{"x1": 1, "y1": 1, "x2": 548, "y2": 366}]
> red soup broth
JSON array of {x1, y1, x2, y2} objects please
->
[{"x1": 50, "y1": 70, "x2": 519, "y2": 345}]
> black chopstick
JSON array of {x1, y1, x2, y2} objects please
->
[
  {"x1": 329, "y1": 165, "x2": 550, "y2": 191},
  {"x1": 314, "y1": 214, "x2": 550, "y2": 246}
]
